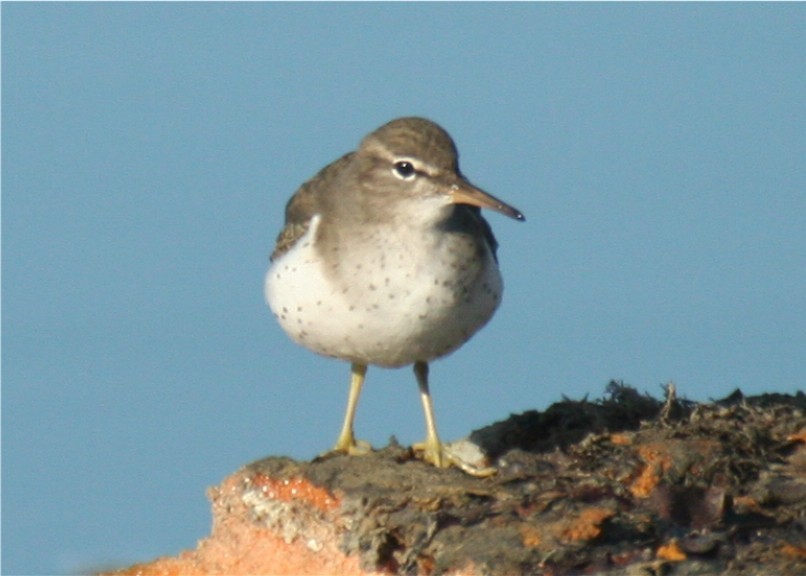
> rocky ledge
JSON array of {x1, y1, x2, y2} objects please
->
[{"x1": 108, "y1": 384, "x2": 805, "y2": 575}]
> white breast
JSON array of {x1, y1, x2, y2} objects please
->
[{"x1": 265, "y1": 214, "x2": 503, "y2": 367}]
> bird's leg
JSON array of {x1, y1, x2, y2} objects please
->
[
  {"x1": 412, "y1": 361, "x2": 448, "y2": 468},
  {"x1": 412, "y1": 361, "x2": 497, "y2": 476},
  {"x1": 332, "y1": 363, "x2": 372, "y2": 455}
]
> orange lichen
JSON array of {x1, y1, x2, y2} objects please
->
[
  {"x1": 733, "y1": 495, "x2": 762, "y2": 512},
  {"x1": 609, "y1": 433, "x2": 633, "y2": 446},
  {"x1": 786, "y1": 428, "x2": 806, "y2": 443},
  {"x1": 559, "y1": 507, "x2": 614, "y2": 542},
  {"x1": 247, "y1": 473, "x2": 339, "y2": 513},
  {"x1": 629, "y1": 443, "x2": 673, "y2": 498},
  {"x1": 105, "y1": 477, "x2": 365, "y2": 576},
  {"x1": 781, "y1": 543, "x2": 806, "y2": 558},
  {"x1": 109, "y1": 556, "x2": 204, "y2": 576},
  {"x1": 657, "y1": 539, "x2": 687, "y2": 561},
  {"x1": 518, "y1": 524, "x2": 543, "y2": 548}
]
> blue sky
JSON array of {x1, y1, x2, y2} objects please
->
[{"x1": 3, "y1": 3, "x2": 804, "y2": 574}]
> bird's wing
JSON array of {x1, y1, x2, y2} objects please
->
[{"x1": 271, "y1": 152, "x2": 353, "y2": 261}]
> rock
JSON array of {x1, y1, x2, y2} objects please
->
[{"x1": 105, "y1": 384, "x2": 806, "y2": 575}]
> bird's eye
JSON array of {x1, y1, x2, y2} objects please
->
[{"x1": 392, "y1": 161, "x2": 416, "y2": 180}]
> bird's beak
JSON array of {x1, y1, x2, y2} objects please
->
[{"x1": 449, "y1": 180, "x2": 525, "y2": 221}]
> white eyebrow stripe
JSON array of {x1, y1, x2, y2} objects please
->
[
  {"x1": 391, "y1": 155, "x2": 417, "y2": 164},
  {"x1": 369, "y1": 139, "x2": 439, "y2": 175}
]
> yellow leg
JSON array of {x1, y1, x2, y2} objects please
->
[
  {"x1": 333, "y1": 363, "x2": 371, "y2": 455},
  {"x1": 413, "y1": 361, "x2": 448, "y2": 468},
  {"x1": 412, "y1": 362, "x2": 497, "y2": 476}
]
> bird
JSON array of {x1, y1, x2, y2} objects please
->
[{"x1": 265, "y1": 117, "x2": 523, "y2": 471}]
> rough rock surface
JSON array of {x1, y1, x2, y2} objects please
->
[{"x1": 108, "y1": 384, "x2": 805, "y2": 575}]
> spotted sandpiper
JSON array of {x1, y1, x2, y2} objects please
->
[{"x1": 265, "y1": 117, "x2": 523, "y2": 471}]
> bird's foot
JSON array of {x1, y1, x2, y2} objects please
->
[
  {"x1": 338, "y1": 439, "x2": 373, "y2": 456},
  {"x1": 412, "y1": 438, "x2": 497, "y2": 477},
  {"x1": 329, "y1": 431, "x2": 373, "y2": 457}
]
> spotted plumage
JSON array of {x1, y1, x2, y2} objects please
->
[{"x1": 265, "y1": 117, "x2": 523, "y2": 472}]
